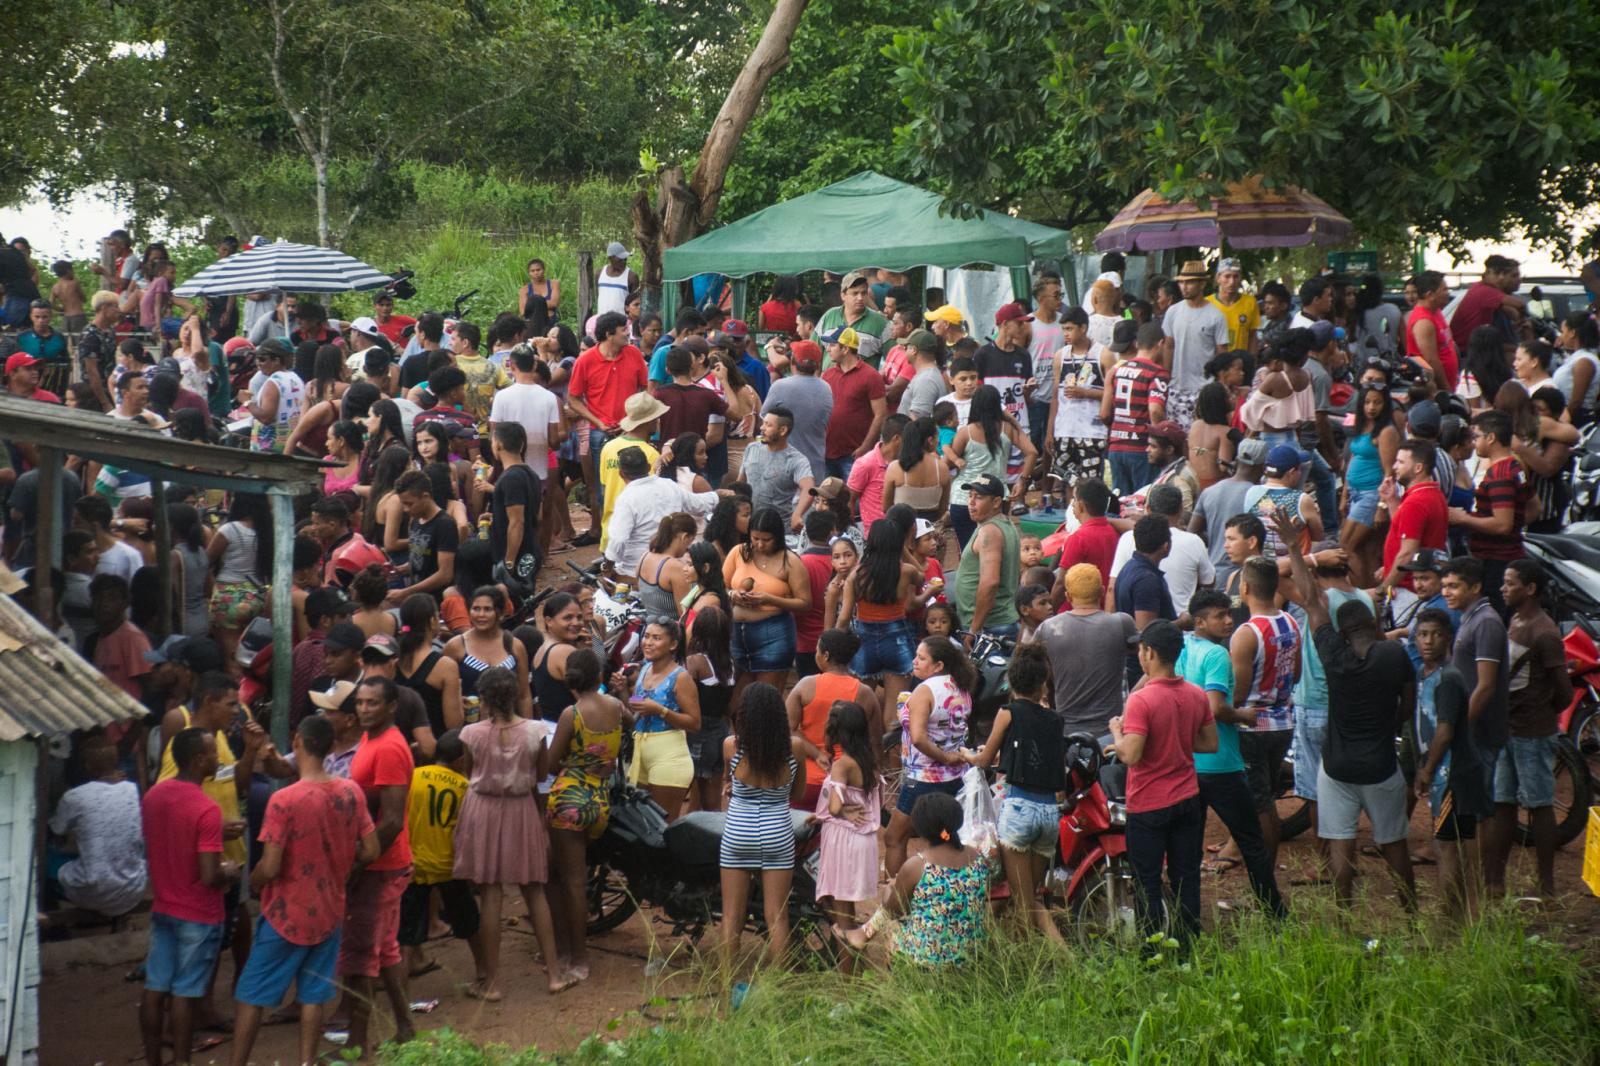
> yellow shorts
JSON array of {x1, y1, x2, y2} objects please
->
[{"x1": 629, "y1": 730, "x2": 694, "y2": 790}]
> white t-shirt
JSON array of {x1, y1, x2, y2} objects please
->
[
  {"x1": 95, "y1": 538, "x2": 145, "y2": 585},
  {"x1": 1110, "y1": 526, "x2": 1215, "y2": 618},
  {"x1": 49, "y1": 779, "x2": 148, "y2": 916},
  {"x1": 937, "y1": 391, "x2": 973, "y2": 427},
  {"x1": 1290, "y1": 312, "x2": 1317, "y2": 330},
  {"x1": 488, "y1": 382, "x2": 562, "y2": 480}
]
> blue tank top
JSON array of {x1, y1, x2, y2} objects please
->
[
  {"x1": 632, "y1": 665, "x2": 684, "y2": 734},
  {"x1": 1347, "y1": 430, "x2": 1383, "y2": 491}
]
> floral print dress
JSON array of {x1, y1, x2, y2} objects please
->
[
  {"x1": 547, "y1": 706, "x2": 622, "y2": 836},
  {"x1": 892, "y1": 852, "x2": 992, "y2": 966}
]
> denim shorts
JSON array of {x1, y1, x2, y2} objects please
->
[
  {"x1": 1494, "y1": 734, "x2": 1559, "y2": 808},
  {"x1": 1427, "y1": 764, "x2": 1479, "y2": 842},
  {"x1": 731, "y1": 612, "x2": 796, "y2": 673},
  {"x1": 851, "y1": 617, "x2": 916, "y2": 678},
  {"x1": 1347, "y1": 487, "x2": 1380, "y2": 527},
  {"x1": 997, "y1": 793, "x2": 1059, "y2": 855},
  {"x1": 1292, "y1": 707, "x2": 1327, "y2": 801},
  {"x1": 895, "y1": 775, "x2": 963, "y2": 815},
  {"x1": 235, "y1": 916, "x2": 342, "y2": 1007},
  {"x1": 145, "y1": 912, "x2": 225, "y2": 998}
]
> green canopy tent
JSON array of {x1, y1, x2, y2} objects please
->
[{"x1": 659, "y1": 171, "x2": 1074, "y2": 325}]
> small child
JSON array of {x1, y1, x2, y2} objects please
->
[
  {"x1": 923, "y1": 602, "x2": 957, "y2": 640},
  {"x1": 398, "y1": 730, "x2": 484, "y2": 983},
  {"x1": 51, "y1": 260, "x2": 88, "y2": 333},
  {"x1": 822, "y1": 535, "x2": 860, "y2": 631},
  {"x1": 812, "y1": 700, "x2": 881, "y2": 968},
  {"x1": 937, "y1": 356, "x2": 981, "y2": 432},
  {"x1": 932, "y1": 401, "x2": 959, "y2": 460},
  {"x1": 1015, "y1": 584, "x2": 1053, "y2": 644},
  {"x1": 1019, "y1": 535, "x2": 1044, "y2": 569}
]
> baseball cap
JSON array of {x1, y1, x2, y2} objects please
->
[
  {"x1": 924, "y1": 304, "x2": 964, "y2": 326},
  {"x1": 1235, "y1": 437, "x2": 1269, "y2": 467},
  {"x1": 1146, "y1": 420, "x2": 1187, "y2": 446},
  {"x1": 809, "y1": 476, "x2": 847, "y2": 501},
  {"x1": 1308, "y1": 319, "x2": 1338, "y2": 349},
  {"x1": 904, "y1": 328, "x2": 940, "y2": 354},
  {"x1": 1399, "y1": 548, "x2": 1449, "y2": 573},
  {"x1": 222, "y1": 336, "x2": 254, "y2": 358},
  {"x1": 676, "y1": 335, "x2": 711, "y2": 356},
  {"x1": 961, "y1": 473, "x2": 1007, "y2": 498},
  {"x1": 324, "y1": 622, "x2": 367, "y2": 653},
  {"x1": 913, "y1": 518, "x2": 936, "y2": 540},
  {"x1": 722, "y1": 318, "x2": 750, "y2": 339},
  {"x1": 361, "y1": 633, "x2": 400, "y2": 659},
  {"x1": 5, "y1": 352, "x2": 42, "y2": 375},
  {"x1": 1108, "y1": 319, "x2": 1139, "y2": 353},
  {"x1": 1264, "y1": 443, "x2": 1312, "y2": 475},
  {"x1": 605, "y1": 241, "x2": 631, "y2": 259},
  {"x1": 305, "y1": 586, "x2": 352, "y2": 624},
  {"x1": 788, "y1": 340, "x2": 822, "y2": 370},
  {"x1": 840, "y1": 270, "x2": 869, "y2": 291},
  {"x1": 707, "y1": 331, "x2": 737, "y2": 351},
  {"x1": 309, "y1": 679, "x2": 358, "y2": 712},
  {"x1": 995, "y1": 300, "x2": 1034, "y2": 326},
  {"x1": 1408, "y1": 400, "x2": 1442, "y2": 436},
  {"x1": 1135, "y1": 322, "x2": 1166, "y2": 350},
  {"x1": 144, "y1": 635, "x2": 225, "y2": 673},
  {"x1": 821, "y1": 326, "x2": 860, "y2": 350},
  {"x1": 256, "y1": 337, "x2": 293, "y2": 363},
  {"x1": 348, "y1": 316, "x2": 382, "y2": 338},
  {"x1": 1216, "y1": 257, "x2": 1243, "y2": 275}
]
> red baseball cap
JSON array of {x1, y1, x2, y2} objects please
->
[
  {"x1": 723, "y1": 318, "x2": 750, "y2": 338},
  {"x1": 994, "y1": 301, "x2": 1034, "y2": 325},
  {"x1": 788, "y1": 340, "x2": 823, "y2": 369},
  {"x1": 4, "y1": 352, "x2": 42, "y2": 376}
]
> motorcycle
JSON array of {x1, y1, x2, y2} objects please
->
[
  {"x1": 583, "y1": 768, "x2": 837, "y2": 967},
  {"x1": 1042, "y1": 732, "x2": 1138, "y2": 945},
  {"x1": 1564, "y1": 424, "x2": 1600, "y2": 522},
  {"x1": 563, "y1": 559, "x2": 648, "y2": 672}
]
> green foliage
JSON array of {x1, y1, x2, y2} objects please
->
[
  {"x1": 376, "y1": 1028, "x2": 552, "y2": 1065},
  {"x1": 557, "y1": 917, "x2": 1599, "y2": 1066},
  {"x1": 888, "y1": 0, "x2": 1600, "y2": 253}
]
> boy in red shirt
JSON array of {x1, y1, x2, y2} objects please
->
[
  {"x1": 1109, "y1": 620, "x2": 1218, "y2": 941},
  {"x1": 231, "y1": 715, "x2": 378, "y2": 1066},
  {"x1": 340, "y1": 676, "x2": 416, "y2": 1057},
  {"x1": 139, "y1": 729, "x2": 239, "y2": 1066}
]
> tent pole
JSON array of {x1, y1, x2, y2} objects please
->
[
  {"x1": 731, "y1": 278, "x2": 747, "y2": 322},
  {"x1": 662, "y1": 283, "x2": 679, "y2": 339},
  {"x1": 268, "y1": 488, "x2": 295, "y2": 756},
  {"x1": 151, "y1": 480, "x2": 172, "y2": 640}
]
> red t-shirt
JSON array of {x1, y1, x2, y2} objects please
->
[
  {"x1": 653, "y1": 381, "x2": 728, "y2": 441},
  {"x1": 759, "y1": 299, "x2": 799, "y2": 336},
  {"x1": 142, "y1": 779, "x2": 225, "y2": 923},
  {"x1": 259, "y1": 778, "x2": 375, "y2": 945},
  {"x1": 375, "y1": 314, "x2": 416, "y2": 347},
  {"x1": 350, "y1": 725, "x2": 415, "y2": 871},
  {"x1": 569, "y1": 345, "x2": 648, "y2": 428},
  {"x1": 1120, "y1": 676, "x2": 1212, "y2": 813},
  {"x1": 1468, "y1": 456, "x2": 1530, "y2": 561},
  {"x1": 847, "y1": 445, "x2": 891, "y2": 528},
  {"x1": 1405, "y1": 305, "x2": 1459, "y2": 389},
  {"x1": 21, "y1": 388, "x2": 62, "y2": 405},
  {"x1": 796, "y1": 548, "x2": 835, "y2": 654},
  {"x1": 93, "y1": 621, "x2": 152, "y2": 701},
  {"x1": 1106, "y1": 357, "x2": 1169, "y2": 453},
  {"x1": 822, "y1": 361, "x2": 886, "y2": 460},
  {"x1": 1058, "y1": 517, "x2": 1120, "y2": 603},
  {"x1": 1448, "y1": 281, "x2": 1504, "y2": 353},
  {"x1": 1382, "y1": 478, "x2": 1448, "y2": 585}
]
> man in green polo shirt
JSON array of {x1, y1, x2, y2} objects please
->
[{"x1": 816, "y1": 270, "x2": 889, "y2": 369}]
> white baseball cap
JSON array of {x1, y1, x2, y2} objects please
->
[
  {"x1": 605, "y1": 241, "x2": 632, "y2": 259},
  {"x1": 913, "y1": 518, "x2": 936, "y2": 539},
  {"x1": 348, "y1": 316, "x2": 382, "y2": 338}
]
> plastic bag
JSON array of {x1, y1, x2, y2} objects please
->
[{"x1": 957, "y1": 765, "x2": 999, "y2": 854}]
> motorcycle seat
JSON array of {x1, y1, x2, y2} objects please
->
[
  {"x1": 1099, "y1": 761, "x2": 1127, "y2": 804},
  {"x1": 663, "y1": 809, "x2": 818, "y2": 866}
]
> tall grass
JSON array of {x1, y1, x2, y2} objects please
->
[{"x1": 528, "y1": 914, "x2": 1596, "y2": 1066}]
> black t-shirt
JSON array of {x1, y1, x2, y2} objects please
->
[
  {"x1": 1316, "y1": 624, "x2": 1414, "y2": 784},
  {"x1": 399, "y1": 352, "x2": 431, "y2": 391},
  {"x1": 1428, "y1": 665, "x2": 1491, "y2": 819},
  {"x1": 491, "y1": 463, "x2": 543, "y2": 573},
  {"x1": 0, "y1": 247, "x2": 39, "y2": 301},
  {"x1": 997, "y1": 698, "x2": 1066, "y2": 792},
  {"x1": 408, "y1": 510, "x2": 459, "y2": 585},
  {"x1": 974, "y1": 341, "x2": 1033, "y2": 426}
]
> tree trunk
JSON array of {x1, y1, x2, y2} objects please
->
[
  {"x1": 634, "y1": 0, "x2": 810, "y2": 288},
  {"x1": 314, "y1": 153, "x2": 330, "y2": 248}
]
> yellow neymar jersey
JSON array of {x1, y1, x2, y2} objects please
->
[
  {"x1": 158, "y1": 706, "x2": 246, "y2": 865},
  {"x1": 407, "y1": 764, "x2": 467, "y2": 884},
  {"x1": 1207, "y1": 292, "x2": 1260, "y2": 353}
]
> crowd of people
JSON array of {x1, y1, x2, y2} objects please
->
[{"x1": 4, "y1": 235, "x2": 1595, "y2": 1062}]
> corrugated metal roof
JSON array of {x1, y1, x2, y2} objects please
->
[{"x1": 0, "y1": 590, "x2": 146, "y2": 743}]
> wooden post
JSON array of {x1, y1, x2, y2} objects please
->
[
  {"x1": 268, "y1": 488, "x2": 295, "y2": 756},
  {"x1": 33, "y1": 449, "x2": 59, "y2": 625},
  {"x1": 576, "y1": 251, "x2": 595, "y2": 325},
  {"x1": 151, "y1": 480, "x2": 172, "y2": 640}
]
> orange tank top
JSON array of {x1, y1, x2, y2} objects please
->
[
  {"x1": 728, "y1": 551, "x2": 792, "y2": 604},
  {"x1": 802, "y1": 673, "x2": 859, "y2": 785}
]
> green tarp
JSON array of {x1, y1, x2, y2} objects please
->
[{"x1": 661, "y1": 171, "x2": 1071, "y2": 282}]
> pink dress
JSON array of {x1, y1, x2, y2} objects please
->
[
  {"x1": 453, "y1": 718, "x2": 550, "y2": 884},
  {"x1": 813, "y1": 777, "x2": 881, "y2": 903}
]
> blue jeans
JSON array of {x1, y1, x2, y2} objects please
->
[
  {"x1": 825, "y1": 455, "x2": 855, "y2": 482},
  {"x1": 977, "y1": 621, "x2": 1020, "y2": 642},
  {"x1": 1126, "y1": 793, "x2": 1205, "y2": 940},
  {"x1": 850, "y1": 617, "x2": 916, "y2": 677},
  {"x1": 949, "y1": 503, "x2": 975, "y2": 550},
  {"x1": 1108, "y1": 451, "x2": 1155, "y2": 497},
  {"x1": 1, "y1": 295, "x2": 30, "y2": 328}
]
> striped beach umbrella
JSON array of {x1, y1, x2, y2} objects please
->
[
  {"x1": 173, "y1": 238, "x2": 391, "y2": 297},
  {"x1": 1093, "y1": 176, "x2": 1352, "y2": 253}
]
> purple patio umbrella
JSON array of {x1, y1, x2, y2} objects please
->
[{"x1": 1094, "y1": 177, "x2": 1353, "y2": 253}]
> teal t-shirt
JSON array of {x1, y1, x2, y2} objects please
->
[
  {"x1": 1177, "y1": 634, "x2": 1243, "y2": 775},
  {"x1": 1290, "y1": 588, "x2": 1373, "y2": 712}
]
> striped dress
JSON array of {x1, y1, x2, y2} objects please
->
[
  {"x1": 1242, "y1": 611, "x2": 1301, "y2": 731},
  {"x1": 719, "y1": 752, "x2": 797, "y2": 871}
]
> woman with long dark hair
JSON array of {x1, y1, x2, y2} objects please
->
[
  {"x1": 1460, "y1": 325, "x2": 1511, "y2": 410},
  {"x1": 364, "y1": 443, "x2": 413, "y2": 556},
  {"x1": 636, "y1": 513, "x2": 697, "y2": 621},
  {"x1": 168, "y1": 502, "x2": 212, "y2": 638},
  {"x1": 323, "y1": 419, "x2": 365, "y2": 497},
  {"x1": 1555, "y1": 310, "x2": 1600, "y2": 425},
  {"x1": 1341, "y1": 384, "x2": 1400, "y2": 585},
  {"x1": 945, "y1": 384, "x2": 1034, "y2": 548},
  {"x1": 206, "y1": 492, "x2": 274, "y2": 666},
  {"x1": 395, "y1": 592, "x2": 462, "y2": 737},
  {"x1": 360, "y1": 398, "x2": 407, "y2": 481},
  {"x1": 713, "y1": 352, "x2": 760, "y2": 436},
  {"x1": 1497, "y1": 382, "x2": 1579, "y2": 535},
  {"x1": 282, "y1": 344, "x2": 349, "y2": 458},
  {"x1": 684, "y1": 605, "x2": 736, "y2": 812},
  {"x1": 718, "y1": 682, "x2": 807, "y2": 969},
  {"x1": 1186, "y1": 382, "x2": 1236, "y2": 490},
  {"x1": 838, "y1": 519, "x2": 923, "y2": 713},
  {"x1": 722, "y1": 507, "x2": 811, "y2": 700},
  {"x1": 681, "y1": 540, "x2": 729, "y2": 626},
  {"x1": 881, "y1": 416, "x2": 950, "y2": 520},
  {"x1": 663, "y1": 432, "x2": 714, "y2": 493},
  {"x1": 531, "y1": 592, "x2": 585, "y2": 723},
  {"x1": 758, "y1": 275, "x2": 803, "y2": 335},
  {"x1": 703, "y1": 493, "x2": 751, "y2": 560},
  {"x1": 884, "y1": 635, "x2": 976, "y2": 877},
  {"x1": 628, "y1": 619, "x2": 701, "y2": 819}
]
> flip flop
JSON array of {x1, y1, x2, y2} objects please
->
[
  {"x1": 1410, "y1": 853, "x2": 1436, "y2": 867},
  {"x1": 1202, "y1": 857, "x2": 1240, "y2": 874},
  {"x1": 409, "y1": 998, "x2": 440, "y2": 1014},
  {"x1": 408, "y1": 960, "x2": 442, "y2": 978}
]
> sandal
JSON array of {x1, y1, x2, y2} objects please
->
[
  {"x1": 1202, "y1": 857, "x2": 1240, "y2": 874},
  {"x1": 408, "y1": 960, "x2": 442, "y2": 978}
]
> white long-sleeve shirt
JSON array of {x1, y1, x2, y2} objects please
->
[{"x1": 604, "y1": 475, "x2": 720, "y2": 578}]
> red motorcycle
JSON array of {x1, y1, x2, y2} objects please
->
[
  {"x1": 1524, "y1": 620, "x2": 1600, "y2": 847},
  {"x1": 1044, "y1": 733, "x2": 1137, "y2": 944}
]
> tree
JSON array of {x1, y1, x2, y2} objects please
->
[
  {"x1": 887, "y1": 0, "x2": 1600, "y2": 253},
  {"x1": 631, "y1": 0, "x2": 811, "y2": 291}
]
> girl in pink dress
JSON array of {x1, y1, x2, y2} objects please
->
[
  {"x1": 813, "y1": 700, "x2": 881, "y2": 967},
  {"x1": 454, "y1": 667, "x2": 575, "y2": 997}
]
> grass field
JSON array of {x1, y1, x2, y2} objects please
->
[{"x1": 373, "y1": 912, "x2": 1599, "y2": 1066}]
